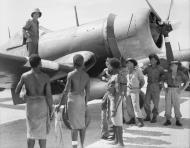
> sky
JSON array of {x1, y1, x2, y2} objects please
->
[{"x1": 0, "y1": 0, "x2": 189, "y2": 50}]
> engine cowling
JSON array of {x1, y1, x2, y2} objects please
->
[{"x1": 114, "y1": 9, "x2": 163, "y2": 59}]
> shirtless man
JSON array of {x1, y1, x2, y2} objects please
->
[
  {"x1": 15, "y1": 54, "x2": 53, "y2": 148},
  {"x1": 56, "y1": 54, "x2": 90, "y2": 148}
]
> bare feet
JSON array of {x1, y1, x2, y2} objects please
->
[
  {"x1": 110, "y1": 141, "x2": 118, "y2": 145},
  {"x1": 117, "y1": 143, "x2": 124, "y2": 147}
]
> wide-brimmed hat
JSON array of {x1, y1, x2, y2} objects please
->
[
  {"x1": 31, "y1": 8, "x2": 42, "y2": 18},
  {"x1": 126, "y1": 58, "x2": 138, "y2": 66},
  {"x1": 148, "y1": 54, "x2": 160, "y2": 65}
]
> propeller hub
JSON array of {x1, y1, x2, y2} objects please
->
[{"x1": 161, "y1": 23, "x2": 173, "y2": 36}]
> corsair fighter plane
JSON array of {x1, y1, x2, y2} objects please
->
[{"x1": 0, "y1": 0, "x2": 189, "y2": 104}]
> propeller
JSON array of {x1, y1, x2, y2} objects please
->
[
  {"x1": 145, "y1": 0, "x2": 176, "y2": 63},
  {"x1": 166, "y1": 0, "x2": 174, "y2": 21}
]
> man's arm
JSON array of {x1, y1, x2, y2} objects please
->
[
  {"x1": 23, "y1": 20, "x2": 31, "y2": 39},
  {"x1": 45, "y1": 78, "x2": 53, "y2": 113},
  {"x1": 180, "y1": 72, "x2": 190, "y2": 91},
  {"x1": 138, "y1": 69, "x2": 145, "y2": 89},
  {"x1": 142, "y1": 66, "x2": 148, "y2": 75},
  {"x1": 57, "y1": 74, "x2": 71, "y2": 108},
  {"x1": 15, "y1": 75, "x2": 24, "y2": 95},
  {"x1": 98, "y1": 68, "x2": 108, "y2": 81}
]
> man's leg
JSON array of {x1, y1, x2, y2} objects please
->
[
  {"x1": 79, "y1": 128, "x2": 86, "y2": 148},
  {"x1": 173, "y1": 89, "x2": 182, "y2": 126},
  {"x1": 27, "y1": 139, "x2": 35, "y2": 148},
  {"x1": 101, "y1": 109, "x2": 109, "y2": 138},
  {"x1": 122, "y1": 97, "x2": 129, "y2": 122},
  {"x1": 27, "y1": 42, "x2": 33, "y2": 56},
  {"x1": 164, "y1": 88, "x2": 172, "y2": 126},
  {"x1": 130, "y1": 93, "x2": 144, "y2": 127},
  {"x1": 144, "y1": 88, "x2": 152, "y2": 121},
  {"x1": 39, "y1": 139, "x2": 46, "y2": 148},
  {"x1": 111, "y1": 126, "x2": 118, "y2": 145},
  {"x1": 125, "y1": 95, "x2": 135, "y2": 124},
  {"x1": 71, "y1": 129, "x2": 78, "y2": 148},
  {"x1": 27, "y1": 42, "x2": 38, "y2": 56},
  {"x1": 118, "y1": 126, "x2": 124, "y2": 146},
  {"x1": 151, "y1": 86, "x2": 161, "y2": 123}
]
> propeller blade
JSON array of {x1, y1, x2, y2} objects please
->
[
  {"x1": 164, "y1": 36, "x2": 174, "y2": 63},
  {"x1": 166, "y1": 0, "x2": 174, "y2": 20},
  {"x1": 145, "y1": 0, "x2": 162, "y2": 21}
]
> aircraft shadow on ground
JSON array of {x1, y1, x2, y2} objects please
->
[
  {"x1": 123, "y1": 136, "x2": 170, "y2": 147},
  {"x1": 124, "y1": 129, "x2": 170, "y2": 137},
  {"x1": 122, "y1": 128, "x2": 171, "y2": 147},
  {"x1": 123, "y1": 144, "x2": 166, "y2": 148}
]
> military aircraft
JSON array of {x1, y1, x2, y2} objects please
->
[{"x1": 0, "y1": 0, "x2": 189, "y2": 104}]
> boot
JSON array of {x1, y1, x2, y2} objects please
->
[
  {"x1": 137, "y1": 118, "x2": 144, "y2": 127},
  {"x1": 176, "y1": 120, "x2": 182, "y2": 126},
  {"x1": 144, "y1": 115, "x2": 151, "y2": 121},
  {"x1": 126, "y1": 118, "x2": 136, "y2": 124},
  {"x1": 150, "y1": 115, "x2": 157, "y2": 123},
  {"x1": 163, "y1": 120, "x2": 171, "y2": 126}
]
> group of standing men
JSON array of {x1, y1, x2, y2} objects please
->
[{"x1": 100, "y1": 55, "x2": 190, "y2": 146}]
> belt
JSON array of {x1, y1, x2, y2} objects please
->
[
  {"x1": 127, "y1": 86, "x2": 140, "y2": 89},
  {"x1": 168, "y1": 85, "x2": 179, "y2": 88},
  {"x1": 119, "y1": 82, "x2": 127, "y2": 85}
]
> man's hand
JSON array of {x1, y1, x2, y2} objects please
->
[
  {"x1": 102, "y1": 77, "x2": 108, "y2": 81},
  {"x1": 111, "y1": 110, "x2": 116, "y2": 117},
  {"x1": 25, "y1": 32, "x2": 30, "y2": 38},
  {"x1": 55, "y1": 105, "x2": 61, "y2": 112}
]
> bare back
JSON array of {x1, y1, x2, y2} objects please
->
[
  {"x1": 23, "y1": 70, "x2": 49, "y2": 96},
  {"x1": 69, "y1": 69, "x2": 89, "y2": 94}
]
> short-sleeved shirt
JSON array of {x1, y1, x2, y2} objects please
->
[
  {"x1": 163, "y1": 70, "x2": 188, "y2": 87},
  {"x1": 127, "y1": 68, "x2": 144, "y2": 89},
  {"x1": 143, "y1": 65, "x2": 164, "y2": 84},
  {"x1": 23, "y1": 19, "x2": 39, "y2": 43}
]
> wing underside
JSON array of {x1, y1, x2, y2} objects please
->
[{"x1": 0, "y1": 51, "x2": 96, "y2": 89}]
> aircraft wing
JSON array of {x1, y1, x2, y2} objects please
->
[
  {"x1": 0, "y1": 51, "x2": 96, "y2": 89},
  {"x1": 0, "y1": 53, "x2": 28, "y2": 88}
]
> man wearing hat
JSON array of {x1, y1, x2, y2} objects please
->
[
  {"x1": 162, "y1": 61, "x2": 190, "y2": 126},
  {"x1": 23, "y1": 8, "x2": 42, "y2": 56},
  {"x1": 143, "y1": 54, "x2": 164, "y2": 123},
  {"x1": 126, "y1": 58, "x2": 145, "y2": 127}
]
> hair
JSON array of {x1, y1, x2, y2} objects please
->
[
  {"x1": 148, "y1": 54, "x2": 160, "y2": 65},
  {"x1": 29, "y1": 54, "x2": 41, "y2": 68},
  {"x1": 109, "y1": 58, "x2": 120, "y2": 69},
  {"x1": 73, "y1": 54, "x2": 84, "y2": 68},
  {"x1": 126, "y1": 58, "x2": 138, "y2": 67},
  {"x1": 120, "y1": 57, "x2": 126, "y2": 67},
  {"x1": 106, "y1": 57, "x2": 111, "y2": 62}
]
